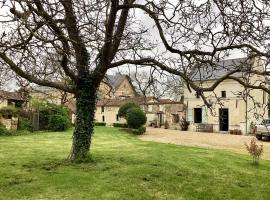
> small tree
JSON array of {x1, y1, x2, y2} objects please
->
[
  {"x1": 180, "y1": 117, "x2": 190, "y2": 131},
  {"x1": 126, "y1": 108, "x2": 147, "y2": 129},
  {"x1": 118, "y1": 102, "x2": 140, "y2": 119},
  {"x1": 245, "y1": 138, "x2": 263, "y2": 165}
]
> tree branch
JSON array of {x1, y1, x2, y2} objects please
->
[{"x1": 0, "y1": 52, "x2": 75, "y2": 93}]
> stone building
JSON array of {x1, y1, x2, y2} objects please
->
[
  {"x1": 96, "y1": 96, "x2": 185, "y2": 129},
  {"x1": 184, "y1": 57, "x2": 268, "y2": 134},
  {"x1": 0, "y1": 90, "x2": 25, "y2": 130},
  {"x1": 30, "y1": 73, "x2": 185, "y2": 129}
]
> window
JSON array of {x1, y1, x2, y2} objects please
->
[
  {"x1": 15, "y1": 101, "x2": 23, "y2": 108},
  {"x1": 101, "y1": 106, "x2": 105, "y2": 113},
  {"x1": 102, "y1": 116, "x2": 105, "y2": 122},
  {"x1": 194, "y1": 108, "x2": 202, "y2": 123},
  {"x1": 148, "y1": 105, "x2": 153, "y2": 112},
  {"x1": 172, "y1": 114, "x2": 180, "y2": 123},
  {"x1": 196, "y1": 92, "x2": 200, "y2": 98},
  {"x1": 2, "y1": 114, "x2": 12, "y2": 119},
  {"x1": 7, "y1": 100, "x2": 14, "y2": 106},
  {"x1": 116, "y1": 114, "x2": 119, "y2": 121},
  {"x1": 221, "y1": 91, "x2": 226, "y2": 98}
]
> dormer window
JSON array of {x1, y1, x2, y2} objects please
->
[{"x1": 221, "y1": 91, "x2": 226, "y2": 98}]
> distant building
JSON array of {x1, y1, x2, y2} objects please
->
[
  {"x1": 29, "y1": 73, "x2": 185, "y2": 129},
  {"x1": 96, "y1": 96, "x2": 185, "y2": 129},
  {"x1": 0, "y1": 90, "x2": 25, "y2": 130},
  {"x1": 103, "y1": 74, "x2": 138, "y2": 98},
  {"x1": 184, "y1": 57, "x2": 268, "y2": 134}
]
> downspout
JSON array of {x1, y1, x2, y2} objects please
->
[{"x1": 245, "y1": 89, "x2": 248, "y2": 135}]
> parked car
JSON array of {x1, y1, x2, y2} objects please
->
[{"x1": 255, "y1": 119, "x2": 270, "y2": 140}]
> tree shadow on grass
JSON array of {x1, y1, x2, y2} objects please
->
[{"x1": 21, "y1": 155, "x2": 97, "y2": 172}]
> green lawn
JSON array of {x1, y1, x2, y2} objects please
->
[{"x1": 0, "y1": 127, "x2": 270, "y2": 200}]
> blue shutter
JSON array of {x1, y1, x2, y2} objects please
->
[{"x1": 202, "y1": 106, "x2": 208, "y2": 123}]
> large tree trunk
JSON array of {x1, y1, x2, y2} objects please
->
[{"x1": 68, "y1": 78, "x2": 98, "y2": 161}]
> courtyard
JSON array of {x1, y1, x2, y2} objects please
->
[{"x1": 140, "y1": 128, "x2": 270, "y2": 160}]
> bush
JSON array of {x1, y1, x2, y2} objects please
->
[
  {"x1": 164, "y1": 120, "x2": 169, "y2": 129},
  {"x1": 245, "y1": 137, "x2": 263, "y2": 165},
  {"x1": 126, "y1": 108, "x2": 147, "y2": 129},
  {"x1": 0, "y1": 123, "x2": 12, "y2": 136},
  {"x1": 149, "y1": 119, "x2": 158, "y2": 128},
  {"x1": 113, "y1": 123, "x2": 127, "y2": 128},
  {"x1": 132, "y1": 126, "x2": 146, "y2": 135},
  {"x1": 118, "y1": 102, "x2": 140, "y2": 119},
  {"x1": 95, "y1": 122, "x2": 106, "y2": 126},
  {"x1": 17, "y1": 117, "x2": 33, "y2": 131},
  {"x1": 250, "y1": 121, "x2": 256, "y2": 134},
  {"x1": 0, "y1": 106, "x2": 19, "y2": 117},
  {"x1": 138, "y1": 126, "x2": 146, "y2": 134},
  {"x1": 39, "y1": 103, "x2": 70, "y2": 131},
  {"x1": 48, "y1": 114, "x2": 70, "y2": 131},
  {"x1": 180, "y1": 117, "x2": 190, "y2": 131},
  {"x1": 18, "y1": 109, "x2": 32, "y2": 119}
]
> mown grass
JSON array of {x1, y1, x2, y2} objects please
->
[{"x1": 0, "y1": 127, "x2": 270, "y2": 200}]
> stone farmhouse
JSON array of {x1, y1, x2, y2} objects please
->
[
  {"x1": 96, "y1": 96, "x2": 185, "y2": 129},
  {"x1": 30, "y1": 73, "x2": 185, "y2": 129},
  {"x1": 184, "y1": 57, "x2": 268, "y2": 134}
]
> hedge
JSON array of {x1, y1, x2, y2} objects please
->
[
  {"x1": 95, "y1": 122, "x2": 106, "y2": 126},
  {"x1": 113, "y1": 123, "x2": 128, "y2": 128}
]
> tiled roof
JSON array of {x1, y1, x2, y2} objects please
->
[
  {"x1": 0, "y1": 90, "x2": 25, "y2": 101},
  {"x1": 97, "y1": 96, "x2": 181, "y2": 107},
  {"x1": 104, "y1": 74, "x2": 127, "y2": 90},
  {"x1": 189, "y1": 57, "x2": 252, "y2": 81}
]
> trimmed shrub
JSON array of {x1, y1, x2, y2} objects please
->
[
  {"x1": 17, "y1": 117, "x2": 33, "y2": 131},
  {"x1": 126, "y1": 108, "x2": 147, "y2": 129},
  {"x1": 95, "y1": 122, "x2": 106, "y2": 126},
  {"x1": 138, "y1": 126, "x2": 146, "y2": 134},
  {"x1": 48, "y1": 114, "x2": 70, "y2": 131},
  {"x1": 118, "y1": 102, "x2": 140, "y2": 119},
  {"x1": 132, "y1": 126, "x2": 146, "y2": 135},
  {"x1": 113, "y1": 123, "x2": 127, "y2": 128}
]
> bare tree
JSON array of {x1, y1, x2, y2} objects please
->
[
  {"x1": 130, "y1": 67, "x2": 183, "y2": 100},
  {"x1": 0, "y1": 0, "x2": 270, "y2": 161}
]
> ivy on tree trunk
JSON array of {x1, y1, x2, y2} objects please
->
[{"x1": 68, "y1": 77, "x2": 98, "y2": 161}]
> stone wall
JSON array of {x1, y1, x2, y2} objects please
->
[{"x1": 0, "y1": 117, "x2": 18, "y2": 130}]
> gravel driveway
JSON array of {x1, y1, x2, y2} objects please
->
[{"x1": 139, "y1": 127, "x2": 270, "y2": 160}]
